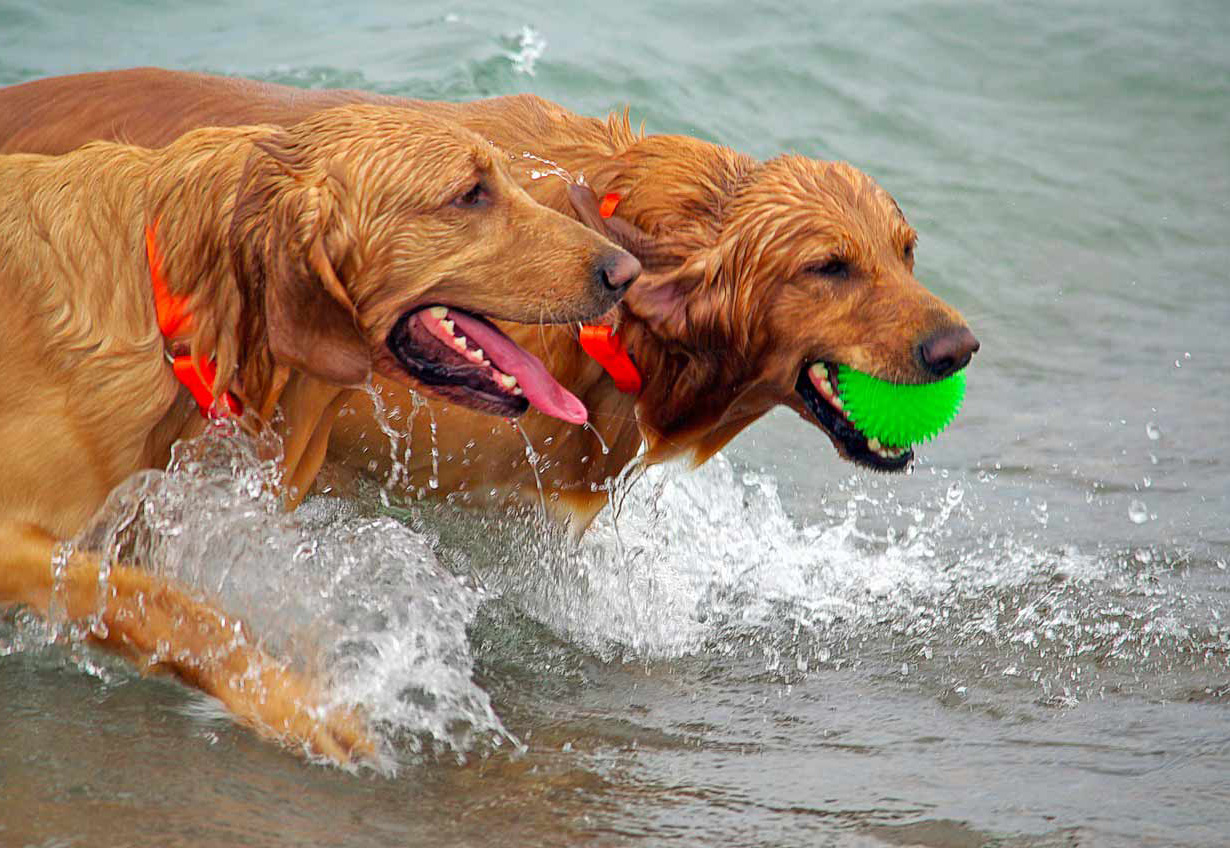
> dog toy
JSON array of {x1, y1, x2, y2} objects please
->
[{"x1": 836, "y1": 365, "x2": 966, "y2": 446}]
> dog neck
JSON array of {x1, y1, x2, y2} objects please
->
[
  {"x1": 140, "y1": 129, "x2": 272, "y2": 410},
  {"x1": 141, "y1": 131, "x2": 352, "y2": 503},
  {"x1": 513, "y1": 130, "x2": 763, "y2": 456}
]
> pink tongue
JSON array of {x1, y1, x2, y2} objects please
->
[{"x1": 447, "y1": 311, "x2": 588, "y2": 425}]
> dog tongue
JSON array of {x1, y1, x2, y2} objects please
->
[{"x1": 447, "y1": 311, "x2": 588, "y2": 425}]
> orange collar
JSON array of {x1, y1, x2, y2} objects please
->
[
  {"x1": 579, "y1": 324, "x2": 642, "y2": 395},
  {"x1": 579, "y1": 193, "x2": 642, "y2": 395},
  {"x1": 146, "y1": 222, "x2": 242, "y2": 418}
]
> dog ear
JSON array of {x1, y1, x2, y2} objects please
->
[
  {"x1": 567, "y1": 183, "x2": 687, "y2": 273},
  {"x1": 620, "y1": 250, "x2": 720, "y2": 343},
  {"x1": 231, "y1": 135, "x2": 372, "y2": 387}
]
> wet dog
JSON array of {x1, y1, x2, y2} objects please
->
[
  {"x1": 0, "y1": 103, "x2": 638, "y2": 762},
  {"x1": 0, "y1": 69, "x2": 977, "y2": 535}
]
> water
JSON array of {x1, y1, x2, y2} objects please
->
[
  {"x1": 584, "y1": 420, "x2": 613, "y2": 456},
  {"x1": 1, "y1": 1, "x2": 1228, "y2": 845},
  {"x1": 512, "y1": 419, "x2": 551, "y2": 518}
]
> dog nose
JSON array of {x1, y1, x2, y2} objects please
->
[
  {"x1": 919, "y1": 327, "x2": 980, "y2": 378},
  {"x1": 596, "y1": 250, "x2": 642, "y2": 293}
]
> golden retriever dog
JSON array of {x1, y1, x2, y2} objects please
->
[
  {"x1": 0, "y1": 103, "x2": 639, "y2": 763},
  {"x1": 0, "y1": 68, "x2": 978, "y2": 533}
]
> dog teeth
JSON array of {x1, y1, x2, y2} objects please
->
[
  {"x1": 867, "y1": 437, "x2": 881, "y2": 452},
  {"x1": 428, "y1": 306, "x2": 448, "y2": 319},
  {"x1": 812, "y1": 370, "x2": 835, "y2": 398},
  {"x1": 467, "y1": 347, "x2": 485, "y2": 363},
  {"x1": 809, "y1": 362, "x2": 851, "y2": 420},
  {"x1": 873, "y1": 445, "x2": 909, "y2": 460},
  {"x1": 498, "y1": 374, "x2": 518, "y2": 389},
  {"x1": 513, "y1": 387, "x2": 523, "y2": 396},
  {"x1": 440, "y1": 319, "x2": 455, "y2": 334},
  {"x1": 453, "y1": 334, "x2": 468, "y2": 350}
]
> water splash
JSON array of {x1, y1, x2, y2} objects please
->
[
  {"x1": 583, "y1": 421, "x2": 612, "y2": 456},
  {"x1": 423, "y1": 396, "x2": 441, "y2": 491},
  {"x1": 511, "y1": 420, "x2": 549, "y2": 518},
  {"x1": 504, "y1": 25, "x2": 546, "y2": 76},
  {"x1": 522, "y1": 151, "x2": 575, "y2": 185},
  {"x1": 363, "y1": 381, "x2": 408, "y2": 507},
  {"x1": 12, "y1": 419, "x2": 1224, "y2": 774},
  {"x1": 463, "y1": 454, "x2": 1228, "y2": 702},
  {"x1": 21, "y1": 420, "x2": 511, "y2": 771}
]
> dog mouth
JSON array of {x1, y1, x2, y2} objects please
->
[
  {"x1": 795, "y1": 361, "x2": 913, "y2": 472},
  {"x1": 386, "y1": 306, "x2": 587, "y2": 424}
]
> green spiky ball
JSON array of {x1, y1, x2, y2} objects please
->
[{"x1": 836, "y1": 365, "x2": 966, "y2": 447}]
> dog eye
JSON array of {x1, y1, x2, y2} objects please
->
[
  {"x1": 453, "y1": 181, "x2": 489, "y2": 209},
  {"x1": 903, "y1": 243, "x2": 915, "y2": 261},
  {"x1": 805, "y1": 258, "x2": 851, "y2": 279}
]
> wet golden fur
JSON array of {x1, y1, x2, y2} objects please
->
[
  {"x1": 0, "y1": 101, "x2": 630, "y2": 762},
  {"x1": 0, "y1": 69, "x2": 975, "y2": 534}
]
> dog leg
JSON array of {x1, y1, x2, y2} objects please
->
[
  {"x1": 276, "y1": 376, "x2": 352, "y2": 509},
  {"x1": 0, "y1": 519, "x2": 376, "y2": 766}
]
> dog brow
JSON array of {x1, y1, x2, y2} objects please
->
[
  {"x1": 438, "y1": 166, "x2": 480, "y2": 203},
  {"x1": 888, "y1": 194, "x2": 906, "y2": 222},
  {"x1": 872, "y1": 184, "x2": 915, "y2": 246}
]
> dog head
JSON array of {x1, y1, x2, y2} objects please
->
[
  {"x1": 593, "y1": 141, "x2": 977, "y2": 470},
  {"x1": 229, "y1": 105, "x2": 639, "y2": 421}
]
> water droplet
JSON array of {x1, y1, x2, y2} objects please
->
[
  {"x1": 1142, "y1": 475, "x2": 1151, "y2": 488},
  {"x1": 1145, "y1": 421, "x2": 1161, "y2": 440},
  {"x1": 583, "y1": 421, "x2": 612, "y2": 455},
  {"x1": 945, "y1": 481, "x2": 964, "y2": 506},
  {"x1": 1128, "y1": 500, "x2": 1149, "y2": 524},
  {"x1": 1031, "y1": 499, "x2": 1048, "y2": 526},
  {"x1": 512, "y1": 420, "x2": 549, "y2": 518}
]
